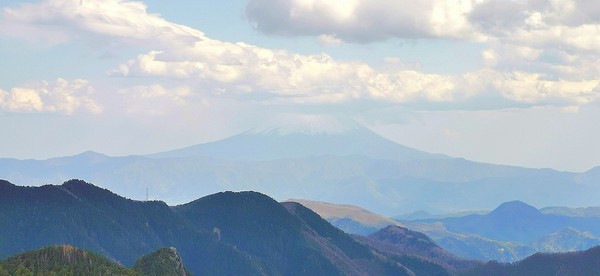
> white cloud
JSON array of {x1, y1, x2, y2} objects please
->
[
  {"x1": 0, "y1": 78, "x2": 101, "y2": 114},
  {"x1": 244, "y1": 0, "x2": 600, "y2": 100},
  {"x1": 492, "y1": 72, "x2": 600, "y2": 105},
  {"x1": 318, "y1": 34, "x2": 343, "y2": 46},
  {"x1": 244, "y1": 0, "x2": 600, "y2": 49},
  {"x1": 114, "y1": 44, "x2": 600, "y2": 107},
  {"x1": 3, "y1": 0, "x2": 600, "y2": 111},
  {"x1": 246, "y1": 0, "x2": 482, "y2": 42},
  {"x1": 114, "y1": 44, "x2": 471, "y2": 104},
  {"x1": 0, "y1": 0, "x2": 203, "y2": 47}
]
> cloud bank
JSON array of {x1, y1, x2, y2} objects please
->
[
  {"x1": 1, "y1": 0, "x2": 599, "y2": 114},
  {"x1": 244, "y1": 0, "x2": 600, "y2": 108}
]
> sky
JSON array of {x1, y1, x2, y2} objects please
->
[{"x1": 0, "y1": 0, "x2": 599, "y2": 172}]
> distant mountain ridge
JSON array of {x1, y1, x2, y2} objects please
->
[
  {"x1": 287, "y1": 198, "x2": 402, "y2": 235},
  {"x1": 429, "y1": 201, "x2": 600, "y2": 244},
  {"x1": 2, "y1": 116, "x2": 600, "y2": 215},
  {"x1": 399, "y1": 200, "x2": 600, "y2": 262},
  {"x1": 148, "y1": 117, "x2": 442, "y2": 162},
  {"x1": 541, "y1": 205, "x2": 600, "y2": 217},
  {"x1": 293, "y1": 198, "x2": 600, "y2": 262}
]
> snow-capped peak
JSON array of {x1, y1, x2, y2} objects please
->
[{"x1": 250, "y1": 114, "x2": 363, "y2": 136}]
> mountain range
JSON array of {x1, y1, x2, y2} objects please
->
[
  {"x1": 290, "y1": 198, "x2": 600, "y2": 263},
  {"x1": 0, "y1": 179, "x2": 476, "y2": 275},
  {"x1": 400, "y1": 200, "x2": 600, "y2": 262},
  {"x1": 1, "y1": 117, "x2": 599, "y2": 216},
  {"x1": 3, "y1": 179, "x2": 600, "y2": 275}
]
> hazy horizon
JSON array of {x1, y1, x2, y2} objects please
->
[{"x1": 2, "y1": 0, "x2": 600, "y2": 172}]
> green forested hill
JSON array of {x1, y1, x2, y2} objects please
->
[
  {"x1": 0, "y1": 245, "x2": 136, "y2": 276},
  {"x1": 0, "y1": 179, "x2": 434, "y2": 275},
  {"x1": 0, "y1": 245, "x2": 193, "y2": 276},
  {"x1": 462, "y1": 245, "x2": 600, "y2": 275},
  {"x1": 0, "y1": 179, "x2": 266, "y2": 275},
  {"x1": 133, "y1": 247, "x2": 190, "y2": 276}
]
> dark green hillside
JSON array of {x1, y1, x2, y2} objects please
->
[
  {"x1": 357, "y1": 225, "x2": 481, "y2": 272},
  {"x1": 0, "y1": 180, "x2": 264, "y2": 275},
  {"x1": 283, "y1": 202, "x2": 415, "y2": 275},
  {"x1": 0, "y1": 179, "x2": 192, "y2": 265},
  {"x1": 462, "y1": 246, "x2": 600, "y2": 275},
  {"x1": 174, "y1": 191, "x2": 343, "y2": 275},
  {"x1": 133, "y1": 247, "x2": 190, "y2": 276},
  {"x1": 0, "y1": 245, "x2": 198, "y2": 276},
  {"x1": 11, "y1": 179, "x2": 580, "y2": 275},
  {"x1": 1, "y1": 180, "x2": 424, "y2": 275},
  {"x1": 0, "y1": 245, "x2": 136, "y2": 276},
  {"x1": 283, "y1": 202, "x2": 373, "y2": 259}
]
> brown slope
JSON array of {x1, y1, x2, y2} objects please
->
[{"x1": 286, "y1": 199, "x2": 401, "y2": 228}]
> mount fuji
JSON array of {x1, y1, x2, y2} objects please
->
[{"x1": 149, "y1": 115, "x2": 445, "y2": 162}]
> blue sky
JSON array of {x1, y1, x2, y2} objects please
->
[{"x1": 1, "y1": 0, "x2": 599, "y2": 172}]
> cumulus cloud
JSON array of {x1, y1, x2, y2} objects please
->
[
  {"x1": 490, "y1": 71, "x2": 600, "y2": 105},
  {"x1": 0, "y1": 78, "x2": 101, "y2": 114},
  {"x1": 244, "y1": 0, "x2": 600, "y2": 104},
  {"x1": 0, "y1": 0, "x2": 203, "y2": 46},
  {"x1": 114, "y1": 44, "x2": 476, "y2": 104},
  {"x1": 3, "y1": 0, "x2": 599, "y2": 111},
  {"x1": 245, "y1": 0, "x2": 600, "y2": 47},
  {"x1": 246, "y1": 0, "x2": 481, "y2": 42}
]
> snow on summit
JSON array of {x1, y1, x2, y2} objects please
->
[{"x1": 250, "y1": 114, "x2": 362, "y2": 136}]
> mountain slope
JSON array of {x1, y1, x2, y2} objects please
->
[
  {"x1": 0, "y1": 245, "x2": 194, "y2": 276},
  {"x1": 462, "y1": 246, "x2": 600, "y2": 275},
  {"x1": 283, "y1": 202, "x2": 426, "y2": 275},
  {"x1": 0, "y1": 179, "x2": 456, "y2": 275},
  {"x1": 357, "y1": 225, "x2": 481, "y2": 272},
  {"x1": 535, "y1": 227, "x2": 600, "y2": 252},
  {"x1": 287, "y1": 199, "x2": 401, "y2": 235},
  {"x1": 0, "y1": 179, "x2": 269, "y2": 275},
  {"x1": 133, "y1": 247, "x2": 190, "y2": 276},
  {"x1": 0, "y1": 245, "x2": 136, "y2": 276},
  {"x1": 174, "y1": 191, "x2": 334, "y2": 275},
  {"x1": 174, "y1": 191, "x2": 418, "y2": 275},
  {"x1": 1, "y1": 179, "x2": 182, "y2": 264}
]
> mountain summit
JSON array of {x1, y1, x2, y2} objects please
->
[
  {"x1": 249, "y1": 114, "x2": 363, "y2": 136},
  {"x1": 149, "y1": 115, "x2": 443, "y2": 161},
  {"x1": 489, "y1": 200, "x2": 541, "y2": 218}
]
